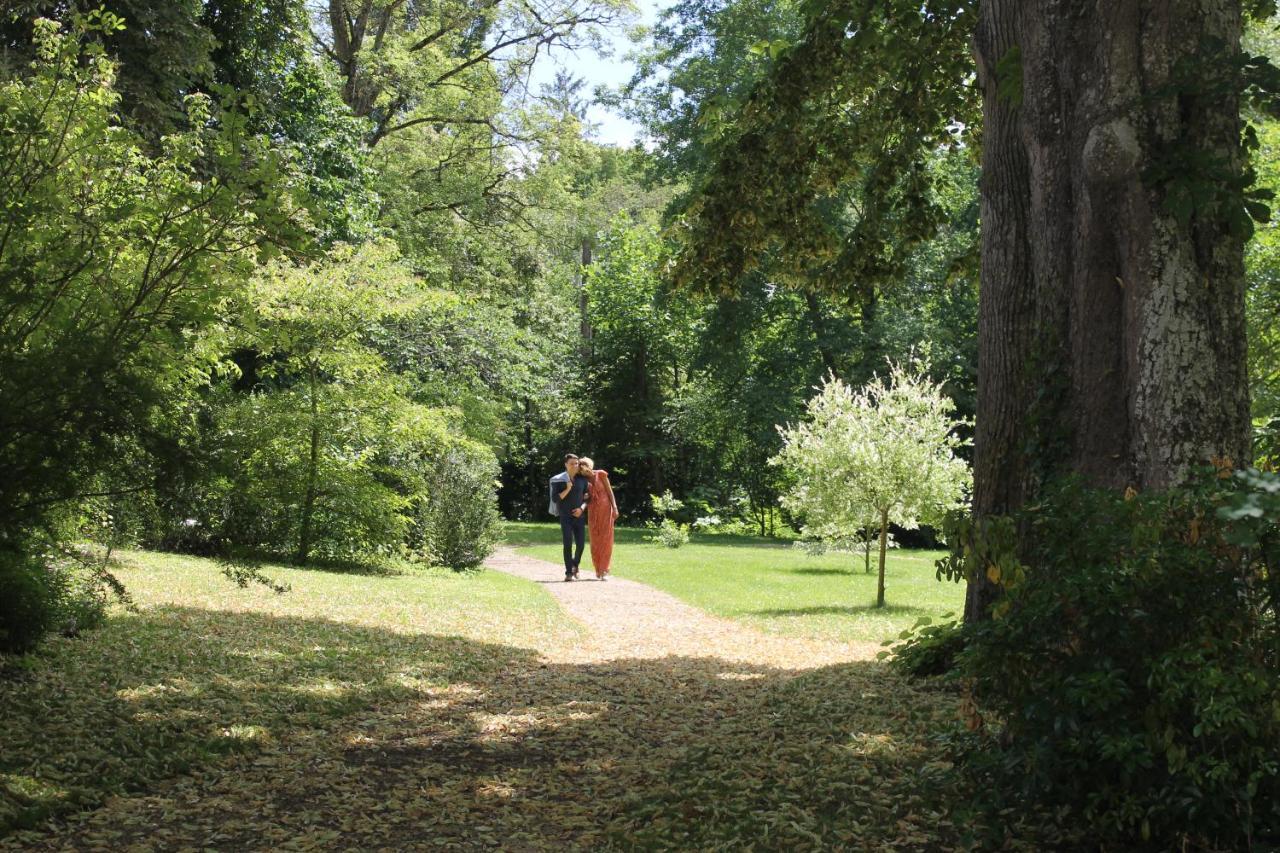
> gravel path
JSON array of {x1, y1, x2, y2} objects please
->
[{"x1": 485, "y1": 547, "x2": 879, "y2": 667}]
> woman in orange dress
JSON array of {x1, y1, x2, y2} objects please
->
[{"x1": 577, "y1": 457, "x2": 618, "y2": 579}]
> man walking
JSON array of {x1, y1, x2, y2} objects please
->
[{"x1": 550, "y1": 453, "x2": 590, "y2": 581}]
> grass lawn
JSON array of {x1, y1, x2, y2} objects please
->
[
  {"x1": 1, "y1": 546, "x2": 1067, "y2": 851},
  {"x1": 504, "y1": 521, "x2": 964, "y2": 644},
  {"x1": 0, "y1": 550, "x2": 578, "y2": 836}
]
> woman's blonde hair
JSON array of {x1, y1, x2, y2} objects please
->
[{"x1": 578, "y1": 456, "x2": 594, "y2": 471}]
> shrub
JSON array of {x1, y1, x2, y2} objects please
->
[
  {"x1": 648, "y1": 492, "x2": 691, "y2": 548},
  {"x1": 0, "y1": 548, "x2": 55, "y2": 655},
  {"x1": 414, "y1": 444, "x2": 502, "y2": 570},
  {"x1": 651, "y1": 518, "x2": 691, "y2": 549},
  {"x1": 953, "y1": 470, "x2": 1280, "y2": 849},
  {"x1": 44, "y1": 560, "x2": 110, "y2": 638},
  {"x1": 883, "y1": 617, "x2": 966, "y2": 678}
]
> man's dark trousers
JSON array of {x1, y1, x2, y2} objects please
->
[{"x1": 560, "y1": 512, "x2": 586, "y2": 575}]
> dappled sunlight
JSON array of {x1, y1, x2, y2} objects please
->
[
  {"x1": 843, "y1": 732, "x2": 900, "y2": 757},
  {"x1": 4, "y1": 551, "x2": 975, "y2": 851},
  {"x1": 716, "y1": 670, "x2": 766, "y2": 681}
]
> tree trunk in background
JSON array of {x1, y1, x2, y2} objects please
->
[
  {"x1": 297, "y1": 362, "x2": 321, "y2": 564},
  {"x1": 966, "y1": 1, "x2": 1252, "y2": 622},
  {"x1": 579, "y1": 241, "x2": 593, "y2": 362},
  {"x1": 804, "y1": 291, "x2": 840, "y2": 377},
  {"x1": 876, "y1": 508, "x2": 889, "y2": 608}
]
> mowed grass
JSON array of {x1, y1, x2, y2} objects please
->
[
  {"x1": 0, "y1": 550, "x2": 578, "y2": 836},
  {"x1": 505, "y1": 522, "x2": 963, "y2": 645}
]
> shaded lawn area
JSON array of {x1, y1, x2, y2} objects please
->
[
  {"x1": 504, "y1": 521, "x2": 964, "y2": 645},
  {"x1": 0, "y1": 550, "x2": 578, "y2": 837},
  {"x1": 0, "y1": 548, "x2": 1070, "y2": 851}
]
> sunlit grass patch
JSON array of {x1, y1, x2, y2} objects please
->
[{"x1": 505, "y1": 521, "x2": 962, "y2": 645}]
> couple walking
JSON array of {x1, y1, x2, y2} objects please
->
[{"x1": 549, "y1": 453, "x2": 618, "y2": 581}]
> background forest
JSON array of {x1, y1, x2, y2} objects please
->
[
  {"x1": 0, "y1": 0, "x2": 989, "y2": 590},
  {"x1": 3, "y1": 0, "x2": 1278, "y2": 589},
  {"x1": 2, "y1": 0, "x2": 1278, "y2": 601}
]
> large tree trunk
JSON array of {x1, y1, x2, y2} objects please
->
[{"x1": 966, "y1": 1, "x2": 1252, "y2": 622}]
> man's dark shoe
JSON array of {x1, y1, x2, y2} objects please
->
[
  {"x1": 573, "y1": 567, "x2": 580, "y2": 579},
  {"x1": 564, "y1": 574, "x2": 573, "y2": 582}
]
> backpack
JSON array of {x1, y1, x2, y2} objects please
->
[{"x1": 548, "y1": 473, "x2": 568, "y2": 516}]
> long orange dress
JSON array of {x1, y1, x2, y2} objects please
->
[{"x1": 586, "y1": 470, "x2": 616, "y2": 577}]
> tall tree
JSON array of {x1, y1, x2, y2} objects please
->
[
  {"x1": 671, "y1": 0, "x2": 1268, "y2": 620},
  {"x1": 963, "y1": 1, "x2": 1257, "y2": 619}
]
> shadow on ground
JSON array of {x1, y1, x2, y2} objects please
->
[
  {"x1": 750, "y1": 603, "x2": 936, "y2": 619},
  {"x1": 2, "y1": 606, "x2": 973, "y2": 851}
]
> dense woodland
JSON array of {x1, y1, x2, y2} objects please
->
[{"x1": 2, "y1": 0, "x2": 1280, "y2": 848}]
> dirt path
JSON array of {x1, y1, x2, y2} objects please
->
[
  {"x1": 6, "y1": 551, "x2": 956, "y2": 852},
  {"x1": 485, "y1": 547, "x2": 879, "y2": 666}
]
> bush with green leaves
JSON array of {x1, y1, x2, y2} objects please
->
[
  {"x1": 647, "y1": 491, "x2": 691, "y2": 548},
  {"x1": 411, "y1": 444, "x2": 502, "y2": 571},
  {"x1": 42, "y1": 559, "x2": 110, "y2": 639},
  {"x1": 0, "y1": 547, "x2": 55, "y2": 655},
  {"x1": 883, "y1": 617, "x2": 966, "y2": 678},
  {"x1": 0, "y1": 14, "x2": 294, "y2": 546},
  {"x1": 952, "y1": 470, "x2": 1280, "y2": 849}
]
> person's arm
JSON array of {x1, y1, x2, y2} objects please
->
[
  {"x1": 581, "y1": 477, "x2": 591, "y2": 510},
  {"x1": 605, "y1": 474, "x2": 619, "y2": 518}
]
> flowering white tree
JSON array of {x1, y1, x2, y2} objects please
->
[{"x1": 774, "y1": 364, "x2": 971, "y2": 607}]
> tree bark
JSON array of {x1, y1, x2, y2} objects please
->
[
  {"x1": 967, "y1": 1, "x2": 1252, "y2": 622},
  {"x1": 876, "y1": 508, "x2": 889, "y2": 608}
]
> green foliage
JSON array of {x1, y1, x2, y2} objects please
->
[
  {"x1": 0, "y1": 547, "x2": 55, "y2": 655},
  {"x1": 579, "y1": 218, "x2": 699, "y2": 511},
  {"x1": 413, "y1": 445, "x2": 503, "y2": 571},
  {"x1": 647, "y1": 492, "x2": 691, "y2": 548},
  {"x1": 774, "y1": 363, "x2": 971, "y2": 605},
  {"x1": 42, "y1": 558, "x2": 112, "y2": 639},
  {"x1": 1245, "y1": 116, "x2": 1280, "y2": 462},
  {"x1": 883, "y1": 617, "x2": 965, "y2": 679},
  {"x1": 0, "y1": 14, "x2": 293, "y2": 544},
  {"x1": 651, "y1": 519, "x2": 692, "y2": 549},
  {"x1": 610, "y1": 0, "x2": 805, "y2": 184},
  {"x1": 957, "y1": 472, "x2": 1280, "y2": 849},
  {"x1": 671, "y1": 0, "x2": 977, "y2": 296},
  {"x1": 223, "y1": 241, "x2": 451, "y2": 564}
]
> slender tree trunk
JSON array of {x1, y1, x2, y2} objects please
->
[
  {"x1": 579, "y1": 241, "x2": 593, "y2": 362},
  {"x1": 297, "y1": 362, "x2": 320, "y2": 564},
  {"x1": 876, "y1": 508, "x2": 889, "y2": 608},
  {"x1": 864, "y1": 531, "x2": 872, "y2": 574},
  {"x1": 522, "y1": 396, "x2": 537, "y2": 517},
  {"x1": 966, "y1": 1, "x2": 1251, "y2": 623},
  {"x1": 859, "y1": 287, "x2": 880, "y2": 374},
  {"x1": 803, "y1": 291, "x2": 840, "y2": 377}
]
